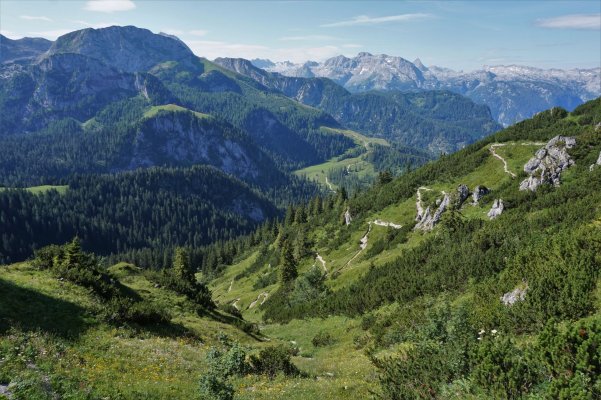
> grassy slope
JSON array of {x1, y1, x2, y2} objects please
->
[
  {"x1": 209, "y1": 106, "x2": 601, "y2": 398},
  {"x1": 294, "y1": 127, "x2": 389, "y2": 190},
  {"x1": 2, "y1": 104, "x2": 599, "y2": 399},
  {"x1": 0, "y1": 185, "x2": 68, "y2": 194},
  {"x1": 143, "y1": 104, "x2": 210, "y2": 120},
  {"x1": 0, "y1": 263, "x2": 266, "y2": 399}
]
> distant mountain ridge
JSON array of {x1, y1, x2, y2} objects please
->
[
  {"x1": 215, "y1": 57, "x2": 500, "y2": 153},
  {"x1": 257, "y1": 53, "x2": 601, "y2": 126},
  {"x1": 0, "y1": 35, "x2": 52, "y2": 64}
]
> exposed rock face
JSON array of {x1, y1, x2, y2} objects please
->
[
  {"x1": 472, "y1": 185, "x2": 490, "y2": 204},
  {"x1": 590, "y1": 151, "x2": 601, "y2": 171},
  {"x1": 415, "y1": 193, "x2": 450, "y2": 231},
  {"x1": 414, "y1": 184, "x2": 471, "y2": 231},
  {"x1": 501, "y1": 285, "x2": 528, "y2": 306},
  {"x1": 129, "y1": 111, "x2": 260, "y2": 181},
  {"x1": 519, "y1": 135, "x2": 576, "y2": 191},
  {"x1": 487, "y1": 199, "x2": 504, "y2": 220},
  {"x1": 457, "y1": 184, "x2": 470, "y2": 206},
  {"x1": 344, "y1": 209, "x2": 352, "y2": 225},
  {"x1": 45, "y1": 26, "x2": 196, "y2": 73}
]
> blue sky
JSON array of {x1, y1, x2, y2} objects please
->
[{"x1": 1, "y1": 0, "x2": 599, "y2": 70}]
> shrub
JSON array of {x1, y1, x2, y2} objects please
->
[
  {"x1": 312, "y1": 331, "x2": 335, "y2": 347},
  {"x1": 101, "y1": 298, "x2": 171, "y2": 325},
  {"x1": 249, "y1": 345, "x2": 300, "y2": 378},
  {"x1": 199, "y1": 372, "x2": 234, "y2": 400}
]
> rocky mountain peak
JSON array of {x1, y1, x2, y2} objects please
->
[{"x1": 45, "y1": 25, "x2": 195, "y2": 73}]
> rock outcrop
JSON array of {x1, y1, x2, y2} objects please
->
[
  {"x1": 344, "y1": 209, "x2": 352, "y2": 225},
  {"x1": 415, "y1": 193, "x2": 450, "y2": 231},
  {"x1": 457, "y1": 184, "x2": 470, "y2": 206},
  {"x1": 501, "y1": 285, "x2": 528, "y2": 306},
  {"x1": 415, "y1": 184, "x2": 472, "y2": 231},
  {"x1": 519, "y1": 135, "x2": 576, "y2": 191},
  {"x1": 590, "y1": 151, "x2": 601, "y2": 171},
  {"x1": 487, "y1": 199, "x2": 504, "y2": 220},
  {"x1": 472, "y1": 185, "x2": 490, "y2": 204}
]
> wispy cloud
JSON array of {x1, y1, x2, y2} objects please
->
[
  {"x1": 279, "y1": 34, "x2": 338, "y2": 41},
  {"x1": 161, "y1": 29, "x2": 184, "y2": 36},
  {"x1": 20, "y1": 15, "x2": 52, "y2": 22},
  {"x1": 189, "y1": 29, "x2": 208, "y2": 37},
  {"x1": 28, "y1": 29, "x2": 74, "y2": 40},
  {"x1": 73, "y1": 20, "x2": 119, "y2": 29},
  {"x1": 160, "y1": 29, "x2": 208, "y2": 38},
  {"x1": 321, "y1": 13, "x2": 434, "y2": 28},
  {"x1": 185, "y1": 38, "x2": 353, "y2": 63},
  {"x1": 84, "y1": 0, "x2": 136, "y2": 13},
  {"x1": 537, "y1": 14, "x2": 600, "y2": 30},
  {"x1": 0, "y1": 29, "x2": 18, "y2": 39}
]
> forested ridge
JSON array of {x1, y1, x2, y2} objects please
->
[{"x1": 0, "y1": 165, "x2": 281, "y2": 264}]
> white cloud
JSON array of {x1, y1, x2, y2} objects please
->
[
  {"x1": 84, "y1": 0, "x2": 136, "y2": 13},
  {"x1": 279, "y1": 34, "x2": 338, "y2": 41},
  {"x1": 537, "y1": 14, "x2": 600, "y2": 30},
  {"x1": 72, "y1": 20, "x2": 119, "y2": 29},
  {"x1": 20, "y1": 15, "x2": 52, "y2": 22},
  {"x1": 189, "y1": 29, "x2": 208, "y2": 37},
  {"x1": 185, "y1": 39, "x2": 351, "y2": 63},
  {"x1": 0, "y1": 29, "x2": 19, "y2": 39},
  {"x1": 321, "y1": 13, "x2": 434, "y2": 28},
  {"x1": 28, "y1": 29, "x2": 74, "y2": 40},
  {"x1": 161, "y1": 29, "x2": 184, "y2": 36}
]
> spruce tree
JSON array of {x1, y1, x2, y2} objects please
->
[
  {"x1": 280, "y1": 241, "x2": 298, "y2": 285},
  {"x1": 173, "y1": 247, "x2": 194, "y2": 283}
]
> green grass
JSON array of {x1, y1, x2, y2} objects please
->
[
  {"x1": 0, "y1": 185, "x2": 68, "y2": 195},
  {"x1": 143, "y1": 104, "x2": 210, "y2": 120},
  {"x1": 319, "y1": 126, "x2": 389, "y2": 149},
  {"x1": 293, "y1": 127, "x2": 390, "y2": 191}
]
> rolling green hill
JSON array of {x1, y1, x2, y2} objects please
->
[{"x1": 2, "y1": 99, "x2": 599, "y2": 399}]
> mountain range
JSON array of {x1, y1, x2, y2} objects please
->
[
  {"x1": 0, "y1": 25, "x2": 501, "y2": 262},
  {"x1": 255, "y1": 52, "x2": 601, "y2": 126}
]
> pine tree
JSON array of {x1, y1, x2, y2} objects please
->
[
  {"x1": 280, "y1": 241, "x2": 298, "y2": 285},
  {"x1": 63, "y1": 236, "x2": 83, "y2": 270},
  {"x1": 173, "y1": 247, "x2": 194, "y2": 283}
]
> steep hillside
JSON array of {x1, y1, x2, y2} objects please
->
[
  {"x1": 0, "y1": 26, "x2": 355, "y2": 171},
  {"x1": 0, "y1": 165, "x2": 279, "y2": 264},
  {"x1": 207, "y1": 98, "x2": 601, "y2": 399},
  {"x1": 215, "y1": 57, "x2": 501, "y2": 154},
  {"x1": 1, "y1": 99, "x2": 599, "y2": 400},
  {"x1": 0, "y1": 105, "x2": 286, "y2": 190}
]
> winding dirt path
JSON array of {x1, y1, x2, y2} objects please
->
[
  {"x1": 232, "y1": 298, "x2": 241, "y2": 310},
  {"x1": 227, "y1": 280, "x2": 233, "y2": 292},
  {"x1": 489, "y1": 144, "x2": 517, "y2": 178},
  {"x1": 373, "y1": 219, "x2": 402, "y2": 229},
  {"x1": 343, "y1": 223, "x2": 372, "y2": 269}
]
